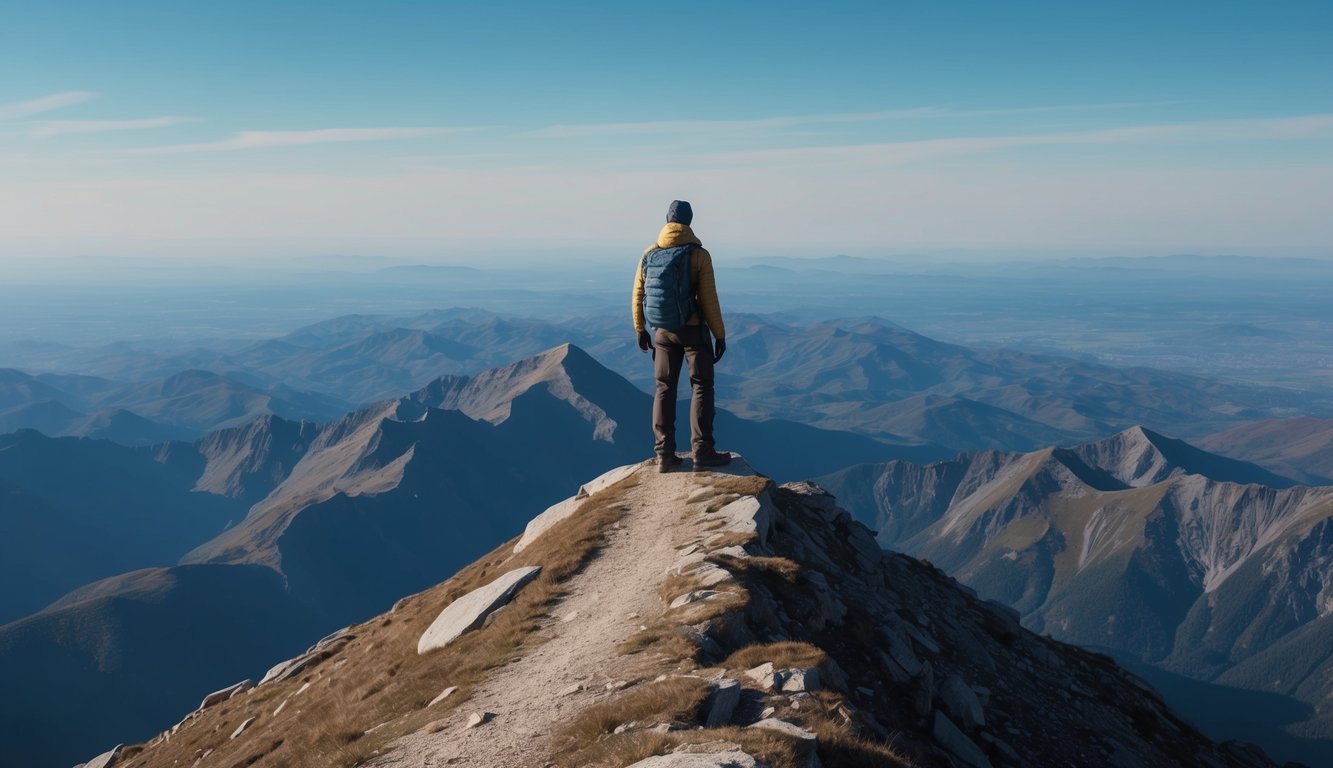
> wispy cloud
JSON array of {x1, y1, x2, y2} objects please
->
[
  {"x1": 0, "y1": 91, "x2": 96, "y2": 121},
  {"x1": 28, "y1": 116, "x2": 197, "y2": 137},
  {"x1": 134, "y1": 127, "x2": 456, "y2": 154},
  {"x1": 536, "y1": 102, "x2": 1167, "y2": 138},
  {"x1": 693, "y1": 114, "x2": 1333, "y2": 168}
]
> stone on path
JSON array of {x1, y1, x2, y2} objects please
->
[
  {"x1": 418, "y1": 566, "x2": 542, "y2": 653},
  {"x1": 465, "y1": 711, "x2": 492, "y2": 728}
]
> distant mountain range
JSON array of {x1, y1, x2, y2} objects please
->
[
  {"x1": 5, "y1": 312, "x2": 1324, "y2": 457},
  {"x1": 0, "y1": 367, "x2": 348, "y2": 444},
  {"x1": 0, "y1": 344, "x2": 927, "y2": 767},
  {"x1": 818, "y1": 426, "x2": 1333, "y2": 764}
]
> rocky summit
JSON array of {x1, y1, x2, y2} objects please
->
[{"x1": 89, "y1": 458, "x2": 1295, "y2": 768}]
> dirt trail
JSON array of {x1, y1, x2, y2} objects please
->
[{"x1": 370, "y1": 467, "x2": 712, "y2": 768}]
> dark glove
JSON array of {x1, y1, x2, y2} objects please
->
[
  {"x1": 713, "y1": 338, "x2": 726, "y2": 363},
  {"x1": 637, "y1": 330, "x2": 653, "y2": 352}
]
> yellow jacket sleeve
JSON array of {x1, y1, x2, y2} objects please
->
[
  {"x1": 692, "y1": 247, "x2": 725, "y2": 339},
  {"x1": 631, "y1": 257, "x2": 646, "y2": 333}
]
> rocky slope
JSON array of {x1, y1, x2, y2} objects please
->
[
  {"x1": 817, "y1": 427, "x2": 1333, "y2": 764},
  {"x1": 96, "y1": 459, "x2": 1288, "y2": 768}
]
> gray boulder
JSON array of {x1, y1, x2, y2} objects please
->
[
  {"x1": 418, "y1": 566, "x2": 542, "y2": 653},
  {"x1": 704, "y1": 678, "x2": 741, "y2": 727},
  {"x1": 932, "y1": 711, "x2": 992, "y2": 768},
  {"x1": 940, "y1": 674, "x2": 985, "y2": 730}
]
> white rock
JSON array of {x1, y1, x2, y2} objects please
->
[
  {"x1": 714, "y1": 495, "x2": 775, "y2": 548},
  {"x1": 745, "y1": 662, "x2": 776, "y2": 689},
  {"x1": 418, "y1": 566, "x2": 542, "y2": 653},
  {"x1": 691, "y1": 564, "x2": 735, "y2": 588},
  {"x1": 465, "y1": 711, "x2": 490, "y2": 728},
  {"x1": 626, "y1": 753, "x2": 761, "y2": 768},
  {"x1": 230, "y1": 717, "x2": 256, "y2": 739},
  {"x1": 273, "y1": 698, "x2": 289, "y2": 716},
  {"x1": 199, "y1": 680, "x2": 252, "y2": 711},
  {"x1": 579, "y1": 463, "x2": 641, "y2": 498},
  {"x1": 83, "y1": 745, "x2": 122, "y2": 768},
  {"x1": 429, "y1": 686, "x2": 459, "y2": 707},
  {"x1": 294, "y1": 682, "x2": 312, "y2": 696},
  {"x1": 557, "y1": 682, "x2": 583, "y2": 697},
  {"x1": 669, "y1": 589, "x2": 721, "y2": 609},
  {"x1": 513, "y1": 496, "x2": 582, "y2": 553},
  {"x1": 778, "y1": 668, "x2": 821, "y2": 693}
]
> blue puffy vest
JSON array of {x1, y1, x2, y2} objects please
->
[{"x1": 641, "y1": 244, "x2": 697, "y2": 331}]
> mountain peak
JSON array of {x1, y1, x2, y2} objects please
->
[
  {"x1": 111, "y1": 458, "x2": 1278, "y2": 768},
  {"x1": 413, "y1": 343, "x2": 641, "y2": 443},
  {"x1": 1071, "y1": 424, "x2": 1297, "y2": 488}
]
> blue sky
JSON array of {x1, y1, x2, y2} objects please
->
[{"x1": 1, "y1": 0, "x2": 1331, "y2": 266}]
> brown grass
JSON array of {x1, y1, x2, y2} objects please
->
[
  {"x1": 703, "y1": 530, "x2": 756, "y2": 549},
  {"x1": 703, "y1": 475, "x2": 773, "y2": 498},
  {"x1": 724, "y1": 641, "x2": 828, "y2": 672},
  {"x1": 552, "y1": 677, "x2": 713, "y2": 765},
  {"x1": 117, "y1": 474, "x2": 641, "y2": 768}
]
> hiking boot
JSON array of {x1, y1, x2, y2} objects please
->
[
  {"x1": 658, "y1": 454, "x2": 684, "y2": 473},
  {"x1": 692, "y1": 451, "x2": 733, "y2": 471}
]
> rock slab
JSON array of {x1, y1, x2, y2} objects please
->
[
  {"x1": 933, "y1": 711, "x2": 992, "y2": 768},
  {"x1": 83, "y1": 745, "x2": 123, "y2": 768},
  {"x1": 626, "y1": 753, "x2": 762, "y2": 768},
  {"x1": 418, "y1": 566, "x2": 542, "y2": 654}
]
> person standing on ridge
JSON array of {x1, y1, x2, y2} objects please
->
[{"x1": 633, "y1": 200, "x2": 732, "y2": 473}]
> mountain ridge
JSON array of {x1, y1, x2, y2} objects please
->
[{"x1": 87, "y1": 458, "x2": 1286, "y2": 768}]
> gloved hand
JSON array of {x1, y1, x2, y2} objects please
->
[
  {"x1": 713, "y1": 338, "x2": 726, "y2": 363},
  {"x1": 637, "y1": 330, "x2": 653, "y2": 352}
]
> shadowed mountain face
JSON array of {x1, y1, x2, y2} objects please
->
[
  {"x1": 0, "y1": 564, "x2": 321, "y2": 768},
  {"x1": 0, "y1": 431, "x2": 245, "y2": 624},
  {"x1": 817, "y1": 427, "x2": 1333, "y2": 764}
]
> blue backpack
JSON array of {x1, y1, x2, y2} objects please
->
[{"x1": 641, "y1": 244, "x2": 697, "y2": 330}]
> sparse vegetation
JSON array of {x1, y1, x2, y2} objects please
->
[{"x1": 116, "y1": 474, "x2": 640, "y2": 768}]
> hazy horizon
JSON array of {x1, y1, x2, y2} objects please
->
[{"x1": 4, "y1": 1, "x2": 1332, "y2": 265}]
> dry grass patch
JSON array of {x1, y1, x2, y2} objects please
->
[
  {"x1": 702, "y1": 475, "x2": 773, "y2": 498},
  {"x1": 703, "y1": 530, "x2": 756, "y2": 549},
  {"x1": 724, "y1": 641, "x2": 828, "y2": 672},
  {"x1": 119, "y1": 474, "x2": 642, "y2": 768},
  {"x1": 551, "y1": 677, "x2": 712, "y2": 767}
]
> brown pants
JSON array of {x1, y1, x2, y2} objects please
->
[{"x1": 652, "y1": 325, "x2": 715, "y2": 457}]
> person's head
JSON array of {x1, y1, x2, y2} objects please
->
[{"x1": 666, "y1": 200, "x2": 693, "y2": 226}]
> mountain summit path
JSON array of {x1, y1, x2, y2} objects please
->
[{"x1": 370, "y1": 464, "x2": 711, "y2": 768}]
